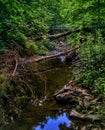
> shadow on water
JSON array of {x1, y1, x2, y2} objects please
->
[
  {"x1": 0, "y1": 57, "x2": 103, "y2": 130},
  {"x1": 0, "y1": 57, "x2": 73, "y2": 130},
  {"x1": 0, "y1": 107, "x2": 72, "y2": 130},
  {"x1": 28, "y1": 57, "x2": 73, "y2": 99}
]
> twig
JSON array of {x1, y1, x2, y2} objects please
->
[
  {"x1": 19, "y1": 79, "x2": 35, "y2": 98},
  {"x1": 11, "y1": 57, "x2": 18, "y2": 77}
]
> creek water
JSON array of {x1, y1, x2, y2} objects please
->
[
  {"x1": 0, "y1": 57, "x2": 100, "y2": 130},
  {"x1": 0, "y1": 57, "x2": 74, "y2": 130}
]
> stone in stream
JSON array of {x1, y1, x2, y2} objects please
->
[
  {"x1": 54, "y1": 80, "x2": 93, "y2": 107},
  {"x1": 69, "y1": 109, "x2": 102, "y2": 122},
  {"x1": 65, "y1": 47, "x2": 79, "y2": 63}
]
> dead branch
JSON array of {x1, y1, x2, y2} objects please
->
[
  {"x1": 11, "y1": 57, "x2": 18, "y2": 77},
  {"x1": 20, "y1": 46, "x2": 80, "y2": 65},
  {"x1": 48, "y1": 29, "x2": 80, "y2": 40}
]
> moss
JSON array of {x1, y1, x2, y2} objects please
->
[{"x1": 0, "y1": 74, "x2": 7, "y2": 82}]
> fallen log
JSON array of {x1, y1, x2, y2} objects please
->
[
  {"x1": 48, "y1": 29, "x2": 80, "y2": 40},
  {"x1": 36, "y1": 29, "x2": 80, "y2": 40},
  {"x1": 20, "y1": 46, "x2": 80, "y2": 65},
  {"x1": 36, "y1": 26, "x2": 97, "y2": 41}
]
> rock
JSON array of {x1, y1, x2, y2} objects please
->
[
  {"x1": 54, "y1": 81, "x2": 93, "y2": 106},
  {"x1": 70, "y1": 109, "x2": 85, "y2": 120},
  {"x1": 70, "y1": 109, "x2": 102, "y2": 122},
  {"x1": 54, "y1": 81, "x2": 104, "y2": 126},
  {"x1": 83, "y1": 96, "x2": 93, "y2": 107},
  {"x1": 66, "y1": 50, "x2": 77, "y2": 63},
  {"x1": 81, "y1": 126, "x2": 87, "y2": 130},
  {"x1": 85, "y1": 114, "x2": 102, "y2": 122}
]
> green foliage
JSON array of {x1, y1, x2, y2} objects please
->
[
  {"x1": 75, "y1": 31, "x2": 105, "y2": 97},
  {"x1": 0, "y1": 0, "x2": 105, "y2": 94},
  {"x1": 67, "y1": 0, "x2": 105, "y2": 28},
  {"x1": 1, "y1": 0, "x2": 105, "y2": 52},
  {"x1": 1, "y1": 0, "x2": 105, "y2": 96},
  {"x1": 1, "y1": 0, "x2": 105, "y2": 119},
  {"x1": 36, "y1": 39, "x2": 56, "y2": 55},
  {"x1": 39, "y1": 39, "x2": 56, "y2": 50},
  {"x1": 0, "y1": 0, "x2": 51, "y2": 50}
]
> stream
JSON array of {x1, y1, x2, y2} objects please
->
[{"x1": 0, "y1": 57, "x2": 102, "y2": 130}]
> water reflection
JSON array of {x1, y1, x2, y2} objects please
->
[
  {"x1": 52, "y1": 50, "x2": 66, "y2": 62},
  {"x1": 59, "y1": 56, "x2": 66, "y2": 62},
  {"x1": 32, "y1": 113, "x2": 71, "y2": 130},
  {"x1": 0, "y1": 58, "x2": 73, "y2": 130}
]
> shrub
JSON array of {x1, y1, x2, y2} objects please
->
[{"x1": 75, "y1": 30, "x2": 105, "y2": 97}]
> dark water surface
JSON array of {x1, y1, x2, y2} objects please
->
[
  {"x1": 0, "y1": 58, "x2": 103, "y2": 130},
  {"x1": 0, "y1": 58, "x2": 74, "y2": 130}
]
